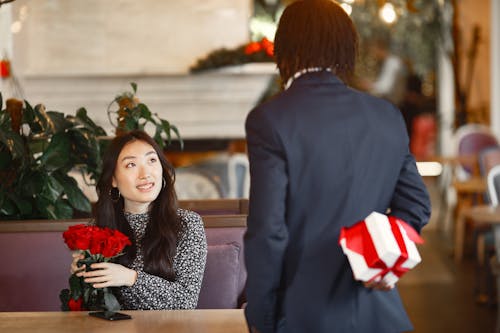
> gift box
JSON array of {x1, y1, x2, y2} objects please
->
[{"x1": 338, "y1": 212, "x2": 424, "y2": 287}]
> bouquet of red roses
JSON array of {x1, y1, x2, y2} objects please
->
[{"x1": 59, "y1": 224, "x2": 131, "y2": 311}]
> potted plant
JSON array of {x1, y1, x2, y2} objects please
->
[
  {"x1": 107, "y1": 82, "x2": 183, "y2": 150},
  {"x1": 0, "y1": 93, "x2": 107, "y2": 220}
]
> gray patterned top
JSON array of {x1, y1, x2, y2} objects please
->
[{"x1": 116, "y1": 209, "x2": 207, "y2": 310}]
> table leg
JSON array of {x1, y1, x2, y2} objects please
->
[{"x1": 455, "y1": 209, "x2": 467, "y2": 262}]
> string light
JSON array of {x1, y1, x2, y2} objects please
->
[{"x1": 379, "y1": 3, "x2": 397, "y2": 24}]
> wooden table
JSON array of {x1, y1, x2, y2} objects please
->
[
  {"x1": 454, "y1": 205, "x2": 500, "y2": 262},
  {"x1": 0, "y1": 310, "x2": 248, "y2": 333}
]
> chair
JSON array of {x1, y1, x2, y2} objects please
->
[
  {"x1": 475, "y1": 165, "x2": 500, "y2": 305},
  {"x1": 455, "y1": 124, "x2": 498, "y2": 180},
  {"x1": 174, "y1": 167, "x2": 223, "y2": 199},
  {"x1": 488, "y1": 166, "x2": 500, "y2": 330},
  {"x1": 479, "y1": 147, "x2": 500, "y2": 179},
  {"x1": 227, "y1": 153, "x2": 250, "y2": 198}
]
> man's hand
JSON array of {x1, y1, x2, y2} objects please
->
[{"x1": 363, "y1": 276, "x2": 394, "y2": 291}]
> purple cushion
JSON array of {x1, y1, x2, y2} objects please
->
[{"x1": 197, "y1": 242, "x2": 241, "y2": 309}]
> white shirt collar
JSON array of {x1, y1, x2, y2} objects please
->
[{"x1": 284, "y1": 67, "x2": 332, "y2": 90}]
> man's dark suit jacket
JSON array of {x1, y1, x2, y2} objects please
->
[{"x1": 244, "y1": 71, "x2": 431, "y2": 333}]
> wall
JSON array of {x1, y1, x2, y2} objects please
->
[
  {"x1": 455, "y1": 0, "x2": 491, "y2": 121},
  {"x1": 3, "y1": 0, "x2": 278, "y2": 140},
  {"x1": 11, "y1": 0, "x2": 252, "y2": 75}
]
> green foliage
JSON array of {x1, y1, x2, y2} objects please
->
[
  {"x1": 108, "y1": 82, "x2": 183, "y2": 150},
  {"x1": 0, "y1": 94, "x2": 106, "y2": 220}
]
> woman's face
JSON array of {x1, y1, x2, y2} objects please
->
[{"x1": 112, "y1": 140, "x2": 164, "y2": 214}]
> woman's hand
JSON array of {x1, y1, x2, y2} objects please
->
[
  {"x1": 70, "y1": 251, "x2": 85, "y2": 274},
  {"x1": 81, "y1": 262, "x2": 138, "y2": 288}
]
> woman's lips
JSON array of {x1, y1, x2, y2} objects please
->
[{"x1": 136, "y1": 182, "x2": 155, "y2": 191}]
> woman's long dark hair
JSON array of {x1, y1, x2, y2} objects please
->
[
  {"x1": 95, "y1": 130, "x2": 181, "y2": 281},
  {"x1": 274, "y1": 0, "x2": 358, "y2": 84}
]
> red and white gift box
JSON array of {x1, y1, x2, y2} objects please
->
[{"x1": 338, "y1": 211, "x2": 424, "y2": 287}]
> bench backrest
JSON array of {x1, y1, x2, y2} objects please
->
[{"x1": 0, "y1": 214, "x2": 247, "y2": 311}]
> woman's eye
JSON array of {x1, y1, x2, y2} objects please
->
[
  {"x1": 149, "y1": 157, "x2": 158, "y2": 163},
  {"x1": 126, "y1": 162, "x2": 135, "y2": 168}
]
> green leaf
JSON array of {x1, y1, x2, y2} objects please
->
[
  {"x1": 59, "y1": 288, "x2": 70, "y2": 311},
  {"x1": 137, "y1": 103, "x2": 152, "y2": 121},
  {"x1": 153, "y1": 126, "x2": 165, "y2": 149},
  {"x1": 54, "y1": 172, "x2": 91, "y2": 213},
  {"x1": 69, "y1": 274, "x2": 83, "y2": 300},
  {"x1": 40, "y1": 176, "x2": 65, "y2": 202},
  {"x1": 0, "y1": 149, "x2": 12, "y2": 170},
  {"x1": 160, "y1": 120, "x2": 172, "y2": 145},
  {"x1": 12, "y1": 196, "x2": 32, "y2": 217},
  {"x1": 20, "y1": 170, "x2": 44, "y2": 196},
  {"x1": 0, "y1": 195, "x2": 17, "y2": 217},
  {"x1": 35, "y1": 197, "x2": 57, "y2": 219},
  {"x1": 75, "y1": 108, "x2": 107, "y2": 136},
  {"x1": 0, "y1": 92, "x2": 3, "y2": 110},
  {"x1": 130, "y1": 82, "x2": 137, "y2": 94},
  {"x1": 54, "y1": 199, "x2": 74, "y2": 219},
  {"x1": 46, "y1": 111, "x2": 71, "y2": 133},
  {"x1": 0, "y1": 130, "x2": 24, "y2": 160},
  {"x1": 103, "y1": 289, "x2": 121, "y2": 312},
  {"x1": 124, "y1": 116, "x2": 137, "y2": 131},
  {"x1": 22, "y1": 100, "x2": 35, "y2": 126},
  {"x1": 170, "y1": 125, "x2": 183, "y2": 150},
  {"x1": 38, "y1": 132, "x2": 71, "y2": 171}
]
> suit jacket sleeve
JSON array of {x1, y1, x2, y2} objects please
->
[
  {"x1": 244, "y1": 108, "x2": 289, "y2": 333},
  {"x1": 390, "y1": 149, "x2": 431, "y2": 233}
]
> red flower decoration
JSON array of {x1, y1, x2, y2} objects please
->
[
  {"x1": 60, "y1": 224, "x2": 131, "y2": 312},
  {"x1": 63, "y1": 224, "x2": 131, "y2": 257},
  {"x1": 68, "y1": 297, "x2": 84, "y2": 311},
  {"x1": 0, "y1": 59, "x2": 10, "y2": 78},
  {"x1": 244, "y1": 38, "x2": 274, "y2": 57},
  {"x1": 260, "y1": 38, "x2": 274, "y2": 57},
  {"x1": 244, "y1": 41, "x2": 262, "y2": 55}
]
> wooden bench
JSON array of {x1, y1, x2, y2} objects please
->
[{"x1": 0, "y1": 214, "x2": 247, "y2": 311}]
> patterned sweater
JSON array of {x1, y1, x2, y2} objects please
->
[{"x1": 117, "y1": 209, "x2": 207, "y2": 310}]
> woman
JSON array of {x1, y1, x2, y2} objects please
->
[
  {"x1": 70, "y1": 130, "x2": 207, "y2": 310},
  {"x1": 244, "y1": 1, "x2": 430, "y2": 332}
]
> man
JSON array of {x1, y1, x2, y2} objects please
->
[
  {"x1": 244, "y1": 1, "x2": 431, "y2": 332},
  {"x1": 367, "y1": 36, "x2": 408, "y2": 106}
]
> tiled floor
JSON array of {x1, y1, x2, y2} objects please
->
[{"x1": 397, "y1": 178, "x2": 497, "y2": 332}]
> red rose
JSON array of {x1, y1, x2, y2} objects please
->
[
  {"x1": 88, "y1": 227, "x2": 109, "y2": 255},
  {"x1": 68, "y1": 297, "x2": 84, "y2": 311},
  {"x1": 63, "y1": 224, "x2": 130, "y2": 257},
  {"x1": 102, "y1": 229, "x2": 132, "y2": 257},
  {"x1": 63, "y1": 224, "x2": 92, "y2": 250}
]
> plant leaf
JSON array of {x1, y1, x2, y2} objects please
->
[
  {"x1": 103, "y1": 289, "x2": 121, "y2": 312},
  {"x1": 130, "y1": 82, "x2": 137, "y2": 94},
  {"x1": 54, "y1": 172, "x2": 91, "y2": 213},
  {"x1": 138, "y1": 103, "x2": 152, "y2": 121},
  {"x1": 170, "y1": 125, "x2": 183, "y2": 150},
  {"x1": 0, "y1": 194, "x2": 18, "y2": 217},
  {"x1": 0, "y1": 130, "x2": 24, "y2": 160},
  {"x1": 38, "y1": 132, "x2": 71, "y2": 171},
  {"x1": 54, "y1": 199, "x2": 74, "y2": 219},
  {"x1": 153, "y1": 125, "x2": 165, "y2": 149},
  {"x1": 40, "y1": 175, "x2": 65, "y2": 202},
  {"x1": 46, "y1": 111, "x2": 71, "y2": 133},
  {"x1": 75, "y1": 108, "x2": 107, "y2": 136},
  {"x1": 59, "y1": 288, "x2": 70, "y2": 311},
  {"x1": 69, "y1": 274, "x2": 83, "y2": 300}
]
